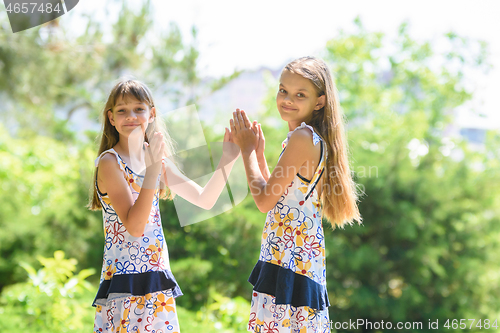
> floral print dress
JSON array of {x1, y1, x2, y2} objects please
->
[
  {"x1": 248, "y1": 123, "x2": 330, "y2": 333},
  {"x1": 93, "y1": 149, "x2": 182, "y2": 333}
]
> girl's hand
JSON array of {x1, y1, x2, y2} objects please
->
[
  {"x1": 255, "y1": 122, "x2": 265, "y2": 157},
  {"x1": 222, "y1": 126, "x2": 240, "y2": 162},
  {"x1": 230, "y1": 109, "x2": 258, "y2": 154},
  {"x1": 144, "y1": 131, "x2": 165, "y2": 173}
]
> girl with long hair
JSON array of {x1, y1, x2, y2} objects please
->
[
  {"x1": 89, "y1": 78, "x2": 239, "y2": 333},
  {"x1": 230, "y1": 56, "x2": 361, "y2": 332}
]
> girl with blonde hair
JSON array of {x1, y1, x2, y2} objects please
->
[
  {"x1": 230, "y1": 56, "x2": 361, "y2": 332},
  {"x1": 89, "y1": 78, "x2": 239, "y2": 333}
]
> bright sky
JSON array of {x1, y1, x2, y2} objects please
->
[{"x1": 66, "y1": 0, "x2": 499, "y2": 127}]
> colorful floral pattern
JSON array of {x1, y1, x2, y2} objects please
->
[
  {"x1": 249, "y1": 292, "x2": 329, "y2": 333},
  {"x1": 249, "y1": 123, "x2": 330, "y2": 333},
  {"x1": 94, "y1": 149, "x2": 180, "y2": 333},
  {"x1": 94, "y1": 289, "x2": 180, "y2": 333}
]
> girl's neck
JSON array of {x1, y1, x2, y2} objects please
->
[
  {"x1": 114, "y1": 134, "x2": 145, "y2": 170},
  {"x1": 288, "y1": 113, "x2": 314, "y2": 131},
  {"x1": 288, "y1": 119, "x2": 309, "y2": 132},
  {"x1": 288, "y1": 121, "x2": 297, "y2": 132}
]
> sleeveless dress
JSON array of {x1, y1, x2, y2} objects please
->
[
  {"x1": 93, "y1": 148, "x2": 182, "y2": 333},
  {"x1": 247, "y1": 123, "x2": 330, "y2": 333}
]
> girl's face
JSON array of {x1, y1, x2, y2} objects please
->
[
  {"x1": 276, "y1": 70, "x2": 325, "y2": 129},
  {"x1": 107, "y1": 95, "x2": 155, "y2": 138}
]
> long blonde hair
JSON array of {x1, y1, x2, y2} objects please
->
[
  {"x1": 284, "y1": 57, "x2": 362, "y2": 228},
  {"x1": 88, "y1": 79, "x2": 175, "y2": 210}
]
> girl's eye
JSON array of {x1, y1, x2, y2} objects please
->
[
  {"x1": 278, "y1": 89, "x2": 286, "y2": 94},
  {"x1": 136, "y1": 108, "x2": 145, "y2": 112},
  {"x1": 297, "y1": 93, "x2": 305, "y2": 98},
  {"x1": 117, "y1": 109, "x2": 125, "y2": 113}
]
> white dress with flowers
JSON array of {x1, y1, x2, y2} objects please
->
[
  {"x1": 93, "y1": 148, "x2": 182, "y2": 333},
  {"x1": 248, "y1": 123, "x2": 330, "y2": 333}
]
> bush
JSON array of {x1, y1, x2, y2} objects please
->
[{"x1": 0, "y1": 251, "x2": 95, "y2": 332}]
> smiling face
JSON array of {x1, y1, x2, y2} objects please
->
[
  {"x1": 107, "y1": 95, "x2": 155, "y2": 138},
  {"x1": 276, "y1": 70, "x2": 325, "y2": 130}
]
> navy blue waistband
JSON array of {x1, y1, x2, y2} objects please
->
[
  {"x1": 93, "y1": 270, "x2": 182, "y2": 307},
  {"x1": 249, "y1": 260, "x2": 330, "y2": 311}
]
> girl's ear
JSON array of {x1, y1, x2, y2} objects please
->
[
  {"x1": 107, "y1": 109, "x2": 115, "y2": 126},
  {"x1": 314, "y1": 95, "x2": 326, "y2": 110},
  {"x1": 149, "y1": 107, "x2": 156, "y2": 123}
]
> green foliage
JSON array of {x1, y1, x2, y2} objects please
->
[
  {"x1": 177, "y1": 294, "x2": 250, "y2": 333},
  {"x1": 1, "y1": 5, "x2": 499, "y2": 331},
  {"x1": 0, "y1": 0, "x2": 236, "y2": 292},
  {"x1": 161, "y1": 198, "x2": 264, "y2": 310},
  {"x1": 196, "y1": 288, "x2": 250, "y2": 332},
  {"x1": 317, "y1": 21, "x2": 500, "y2": 331},
  {"x1": 238, "y1": 19, "x2": 500, "y2": 332},
  {"x1": 0, "y1": 251, "x2": 95, "y2": 332},
  {"x1": 0, "y1": 125, "x2": 102, "y2": 288},
  {"x1": 0, "y1": 1, "x2": 212, "y2": 140}
]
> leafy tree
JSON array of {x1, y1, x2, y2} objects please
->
[
  {"x1": 0, "y1": 1, "x2": 246, "y2": 330},
  {"x1": 0, "y1": 0, "x2": 237, "y2": 292},
  {"x1": 0, "y1": 251, "x2": 95, "y2": 332},
  {"x1": 0, "y1": 0, "x2": 235, "y2": 140},
  {"x1": 317, "y1": 20, "x2": 500, "y2": 331},
  {"x1": 1, "y1": 4, "x2": 499, "y2": 331},
  {"x1": 0, "y1": 126, "x2": 100, "y2": 288},
  {"x1": 154, "y1": 21, "x2": 500, "y2": 332}
]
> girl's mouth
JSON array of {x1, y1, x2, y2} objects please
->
[{"x1": 281, "y1": 105, "x2": 296, "y2": 112}]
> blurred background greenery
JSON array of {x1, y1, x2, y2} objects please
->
[{"x1": 1, "y1": 1, "x2": 500, "y2": 332}]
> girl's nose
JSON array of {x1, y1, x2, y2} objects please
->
[{"x1": 125, "y1": 111, "x2": 137, "y2": 119}]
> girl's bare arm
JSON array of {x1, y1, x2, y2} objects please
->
[
  {"x1": 232, "y1": 110, "x2": 316, "y2": 213},
  {"x1": 162, "y1": 128, "x2": 239, "y2": 210},
  {"x1": 254, "y1": 122, "x2": 271, "y2": 182},
  {"x1": 98, "y1": 133, "x2": 165, "y2": 237}
]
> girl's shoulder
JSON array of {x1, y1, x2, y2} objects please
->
[
  {"x1": 95, "y1": 149, "x2": 126, "y2": 173},
  {"x1": 283, "y1": 130, "x2": 321, "y2": 163},
  {"x1": 282, "y1": 123, "x2": 324, "y2": 168},
  {"x1": 284, "y1": 122, "x2": 322, "y2": 148}
]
